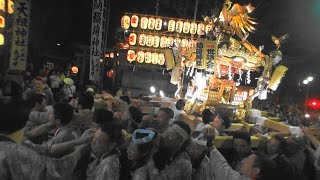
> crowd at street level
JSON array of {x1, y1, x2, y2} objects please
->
[{"x1": 0, "y1": 69, "x2": 320, "y2": 180}]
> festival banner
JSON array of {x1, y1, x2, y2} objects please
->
[
  {"x1": 89, "y1": 0, "x2": 106, "y2": 81},
  {"x1": 9, "y1": 0, "x2": 30, "y2": 71}
]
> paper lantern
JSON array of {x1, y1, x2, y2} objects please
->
[
  {"x1": 0, "y1": 16, "x2": 4, "y2": 28},
  {"x1": 197, "y1": 23, "x2": 205, "y2": 35},
  {"x1": 146, "y1": 35, "x2": 153, "y2": 47},
  {"x1": 7, "y1": 0, "x2": 14, "y2": 14},
  {"x1": 131, "y1": 15, "x2": 139, "y2": 28},
  {"x1": 137, "y1": 51, "x2": 145, "y2": 63},
  {"x1": 181, "y1": 39, "x2": 189, "y2": 47},
  {"x1": 121, "y1": 15, "x2": 131, "y2": 29},
  {"x1": 175, "y1": 20, "x2": 183, "y2": 33},
  {"x1": 127, "y1": 50, "x2": 136, "y2": 62},
  {"x1": 167, "y1": 37, "x2": 174, "y2": 47},
  {"x1": 164, "y1": 49, "x2": 175, "y2": 70},
  {"x1": 145, "y1": 52, "x2": 152, "y2": 63},
  {"x1": 0, "y1": 34, "x2": 4, "y2": 45},
  {"x1": 140, "y1": 17, "x2": 148, "y2": 29},
  {"x1": 148, "y1": 17, "x2": 155, "y2": 30},
  {"x1": 110, "y1": 53, "x2": 114, "y2": 58},
  {"x1": 168, "y1": 20, "x2": 175, "y2": 32},
  {"x1": 183, "y1": 22, "x2": 190, "y2": 34},
  {"x1": 71, "y1": 66, "x2": 79, "y2": 74},
  {"x1": 174, "y1": 38, "x2": 181, "y2": 45},
  {"x1": 155, "y1": 18, "x2": 162, "y2": 30},
  {"x1": 0, "y1": 0, "x2": 4, "y2": 12},
  {"x1": 190, "y1": 22, "x2": 197, "y2": 35},
  {"x1": 151, "y1": 53, "x2": 159, "y2": 64},
  {"x1": 205, "y1": 24, "x2": 212, "y2": 34},
  {"x1": 153, "y1": 36, "x2": 160, "y2": 48},
  {"x1": 139, "y1": 34, "x2": 146, "y2": 46},
  {"x1": 129, "y1": 33, "x2": 137, "y2": 45},
  {"x1": 158, "y1": 53, "x2": 165, "y2": 65},
  {"x1": 160, "y1": 36, "x2": 167, "y2": 48}
]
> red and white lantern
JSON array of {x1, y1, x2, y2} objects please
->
[
  {"x1": 127, "y1": 50, "x2": 136, "y2": 62},
  {"x1": 131, "y1": 15, "x2": 139, "y2": 28},
  {"x1": 129, "y1": 33, "x2": 137, "y2": 45}
]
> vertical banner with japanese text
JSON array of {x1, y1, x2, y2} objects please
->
[
  {"x1": 9, "y1": 0, "x2": 30, "y2": 71},
  {"x1": 89, "y1": 0, "x2": 105, "y2": 82},
  {"x1": 202, "y1": 40, "x2": 217, "y2": 72}
]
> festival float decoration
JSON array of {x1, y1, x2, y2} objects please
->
[{"x1": 120, "y1": 0, "x2": 288, "y2": 118}]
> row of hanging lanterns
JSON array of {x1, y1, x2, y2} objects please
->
[
  {"x1": 0, "y1": 0, "x2": 14, "y2": 46},
  {"x1": 127, "y1": 49, "x2": 166, "y2": 65},
  {"x1": 121, "y1": 15, "x2": 212, "y2": 35},
  {"x1": 129, "y1": 32, "x2": 196, "y2": 48}
]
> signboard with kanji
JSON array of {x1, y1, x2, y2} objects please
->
[
  {"x1": 89, "y1": 0, "x2": 106, "y2": 82},
  {"x1": 9, "y1": 0, "x2": 30, "y2": 71}
]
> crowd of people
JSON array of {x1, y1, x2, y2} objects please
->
[{"x1": 0, "y1": 69, "x2": 320, "y2": 180}]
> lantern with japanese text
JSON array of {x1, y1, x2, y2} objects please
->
[
  {"x1": 181, "y1": 39, "x2": 189, "y2": 47},
  {"x1": 7, "y1": 0, "x2": 14, "y2": 14},
  {"x1": 145, "y1": 52, "x2": 152, "y2": 63},
  {"x1": 167, "y1": 37, "x2": 174, "y2": 47},
  {"x1": 137, "y1": 51, "x2": 145, "y2": 63},
  {"x1": 146, "y1": 35, "x2": 153, "y2": 47},
  {"x1": 121, "y1": 15, "x2": 131, "y2": 29},
  {"x1": 129, "y1": 33, "x2": 137, "y2": 45},
  {"x1": 205, "y1": 24, "x2": 212, "y2": 34},
  {"x1": 0, "y1": 0, "x2": 4, "y2": 11},
  {"x1": 152, "y1": 53, "x2": 159, "y2": 64},
  {"x1": 190, "y1": 22, "x2": 197, "y2": 35},
  {"x1": 174, "y1": 38, "x2": 181, "y2": 45},
  {"x1": 148, "y1": 17, "x2": 155, "y2": 30},
  {"x1": 197, "y1": 23, "x2": 205, "y2": 35},
  {"x1": 131, "y1": 15, "x2": 139, "y2": 28},
  {"x1": 139, "y1": 34, "x2": 146, "y2": 46},
  {"x1": 140, "y1": 17, "x2": 148, "y2": 29},
  {"x1": 158, "y1": 53, "x2": 165, "y2": 65},
  {"x1": 155, "y1": 18, "x2": 162, "y2": 30},
  {"x1": 0, "y1": 16, "x2": 4, "y2": 28},
  {"x1": 175, "y1": 20, "x2": 183, "y2": 33},
  {"x1": 160, "y1": 36, "x2": 167, "y2": 48},
  {"x1": 0, "y1": 34, "x2": 4, "y2": 45},
  {"x1": 127, "y1": 50, "x2": 136, "y2": 62},
  {"x1": 168, "y1": 20, "x2": 175, "y2": 32},
  {"x1": 183, "y1": 22, "x2": 190, "y2": 34},
  {"x1": 153, "y1": 36, "x2": 160, "y2": 48}
]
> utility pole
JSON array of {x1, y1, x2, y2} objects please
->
[
  {"x1": 156, "y1": 0, "x2": 160, "y2": 16},
  {"x1": 193, "y1": 0, "x2": 199, "y2": 21}
]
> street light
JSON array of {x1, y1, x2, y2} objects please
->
[
  {"x1": 307, "y1": 76, "x2": 314, "y2": 82},
  {"x1": 159, "y1": 90, "x2": 164, "y2": 97},
  {"x1": 303, "y1": 80, "x2": 309, "y2": 85},
  {"x1": 150, "y1": 86, "x2": 156, "y2": 94}
]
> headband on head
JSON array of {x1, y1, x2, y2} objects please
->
[
  {"x1": 191, "y1": 132, "x2": 207, "y2": 146},
  {"x1": 172, "y1": 124, "x2": 189, "y2": 142},
  {"x1": 132, "y1": 129, "x2": 155, "y2": 145}
]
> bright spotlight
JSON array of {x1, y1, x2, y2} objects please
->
[
  {"x1": 159, "y1": 90, "x2": 164, "y2": 97},
  {"x1": 150, "y1": 86, "x2": 156, "y2": 93},
  {"x1": 307, "y1": 76, "x2": 314, "y2": 82},
  {"x1": 305, "y1": 114, "x2": 310, "y2": 118},
  {"x1": 303, "y1": 80, "x2": 309, "y2": 85},
  {"x1": 163, "y1": 21, "x2": 167, "y2": 26}
]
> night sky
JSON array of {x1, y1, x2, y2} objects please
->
[{"x1": 28, "y1": 0, "x2": 320, "y2": 97}]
